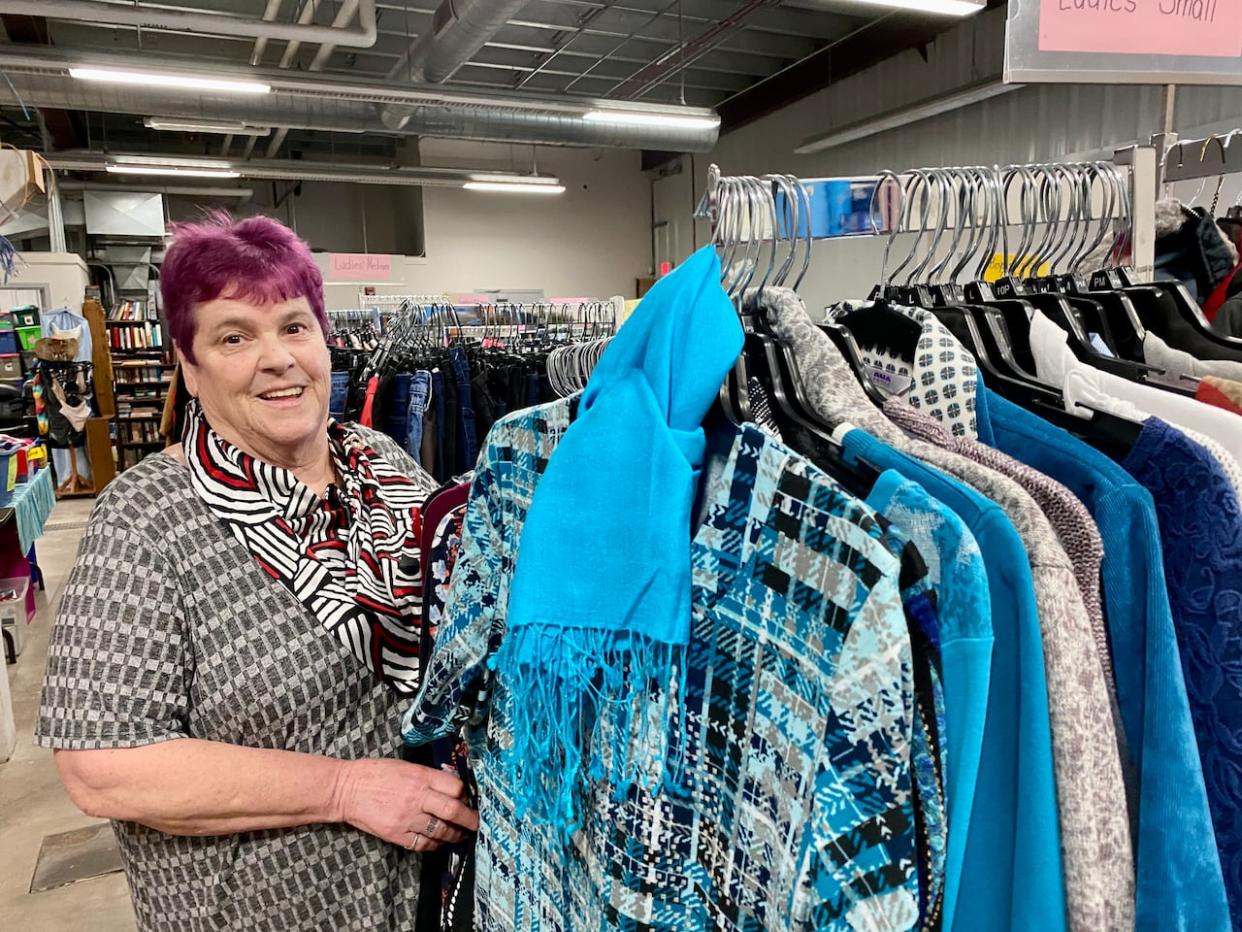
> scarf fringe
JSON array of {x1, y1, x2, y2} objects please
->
[{"x1": 492, "y1": 623, "x2": 689, "y2": 838}]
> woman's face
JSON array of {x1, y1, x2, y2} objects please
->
[{"x1": 180, "y1": 294, "x2": 332, "y2": 466}]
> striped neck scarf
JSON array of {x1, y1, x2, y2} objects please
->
[{"x1": 183, "y1": 399, "x2": 428, "y2": 694}]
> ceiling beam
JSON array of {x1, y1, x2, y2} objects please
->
[
  {"x1": 716, "y1": 7, "x2": 984, "y2": 133},
  {"x1": 0, "y1": 13, "x2": 82, "y2": 150}
]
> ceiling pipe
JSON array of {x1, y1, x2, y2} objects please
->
[
  {"x1": 0, "y1": 47, "x2": 708, "y2": 115},
  {"x1": 229, "y1": 0, "x2": 287, "y2": 157},
  {"x1": 268, "y1": 0, "x2": 363, "y2": 159},
  {"x1": 278, "y1": 0, "x2": 321, "y2": 70},
  {"x1": 0, "y1": 47, "x2": 721, "y2": 151},
  {"x1": 382, "y1": 0, "x2": 534, "y2": 132},
  {"x1": 387, "y1": 0, "x2": 530, "y2": 84},
  {"x1": 0, "y1": 0, "x2": 379, "y2": 48},
  {"x1": 250, "y1": 0, "x2": 287, "y2": 67}
]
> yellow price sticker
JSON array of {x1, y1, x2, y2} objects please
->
[{"x1": 983, "y1": 253, "x2": 1050, "y2": 283}]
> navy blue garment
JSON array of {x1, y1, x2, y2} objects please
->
[
  {"x1": 1121, "y1": 417, "x2": 1242, "y2": 930},
  {"x1": 448, "y1": 347, "x2": 478, "y2": 470},
  {"x1": 431, "y1": 369, "x2": 447, "y2": 482},
  {"x1": 382, "y1": 373, "x2": 413, "y2": 449},
  {"x1": 329, "y1": 370, "x2": 350, "y2": 421},
  {"x1": 980, "y1": 382, "x2": 1230, "y2": 932}
]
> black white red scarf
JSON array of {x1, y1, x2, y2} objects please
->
[{"x1": 183, "y1": 399, "x2": 431, "y2": 694}]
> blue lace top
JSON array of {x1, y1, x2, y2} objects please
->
[{"x1": 1122, "y1": 417, "x2": 1242, "y2": 930}]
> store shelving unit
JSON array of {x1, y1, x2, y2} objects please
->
[{"x1": 107, "y1": 301, "x2": 171, "y2": 472}]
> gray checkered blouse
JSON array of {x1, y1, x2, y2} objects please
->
[{"x1": 35, "y1": 431, "x2": 425, "y2": 932}]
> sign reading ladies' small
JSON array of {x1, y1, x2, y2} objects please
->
[{"x1": 1039, "y1": 0, "x2": 1242, "y2": 56}]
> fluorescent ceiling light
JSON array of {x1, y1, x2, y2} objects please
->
[
  {"x1": 467, "y1": 173, "x2": 561, "y2": 185},
  {"x1": 834, "y1": 0, "x2": 982, "y2": 14},
  {"x1": 69, "y1": 66, "x2": 270, "y2": 95},
  {"x1": 463, "y1": 181, "x2": 566, "y2": 194},
  {"x1": 583, "y1": 110, "x2": 721, "y2": 131},
  {"x1": 144, "y1": 118, "x2": 272, "y2": 137},
  {"x1": 113, "y1": 155, "x2": 234, "y2": 169},
  {"x1": 107, "y1": 165, "x2": 241, "y2": 179}
]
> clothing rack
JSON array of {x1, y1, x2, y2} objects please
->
[
  {"x1": 358, "y1": 293, "x2": 450, "y2": 311},
  {"x1": 703, "y1": 153, "x2": 1155, "y2": 280},
  {"x1": 1157, "y1": 131, "x2": 1242, "y2": 184},
  {"x1": 327, "y1": 308, "x2": 382, "y2": 327}
]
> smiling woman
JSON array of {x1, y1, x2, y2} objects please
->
[{"x1": 33, "y1": 213, "x2": 476, "y2": 932}]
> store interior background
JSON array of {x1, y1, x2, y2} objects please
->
[{"x1": 0, "y1": 0, "x2": 1240, "y2": 928}]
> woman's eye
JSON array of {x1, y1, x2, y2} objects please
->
[
  {"x1": 287, "y1": 323, "x2": 307, "y2": 334},
  {"x1": 223, "y1": 334, "x2": 243, "y2": 346}
]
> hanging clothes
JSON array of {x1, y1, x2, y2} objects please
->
[
  {"x1": 979, "y1": 388, "x2": 1232, "y2": 932},
  {"x1": 752, "y1": 288, "x2": 1065, "y2": 932},
  {"x1": 1027, "y1": 310, "x2": 1242, "y2": 468},
  {"x1": 40, "y1": 307, "x2": 93, "y2": 363},
  {"x1": 406, "y1": 400, "x2": 923, "y2": 931},
  {"x1": 405, "y1": 258, "x2": 930, "y2": 931},
  {"x1": 1119, "y1": 419, "x2": 1242, "y2": 928}
]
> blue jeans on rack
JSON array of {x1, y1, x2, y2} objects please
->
[
  {"x1": 383, "y1": 374, "x2": 413, "y2": 448},
  {"x1": 405, "y1": 370, "x2": 432, "y2": 465},
  {"x1": 448, "y1": 346, "x2": 478, "y2": 469},
  {"x1": 329, "y1": 371, "x2": 350, "y2": 420}
]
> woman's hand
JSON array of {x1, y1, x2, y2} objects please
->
[{"x1": 332, "y1": 758, "x2": 479, "y2": 852}]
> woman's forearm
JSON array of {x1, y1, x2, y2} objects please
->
[{"x1": 55, "y1": 738, "x2": 347, "y2": 836}]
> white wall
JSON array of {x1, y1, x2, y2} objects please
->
[
  {"x1": 417, "y1": 140, "x2": 650, "y2": 298},
  {"x1": 5, "y1": 253, "x2": 90, "y2": 312},
  {"x1": 300, "y1": 140, "x2": 650, "y2": 307}
]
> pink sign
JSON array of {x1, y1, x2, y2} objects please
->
[
  {"x1": 1039, "y1": 0, "x2": 1242, "y2": 57},
  {"x1": 328, "y1": 253, "x2": 394, "y2": 281}
]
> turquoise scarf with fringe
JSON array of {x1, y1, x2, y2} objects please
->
[{"x1": 498, "y1": 244, "x2": 742, "y2": 833}]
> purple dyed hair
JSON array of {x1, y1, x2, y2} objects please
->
[{"x1": 161, "y1": 210, "x2": 327, "y2": 363}]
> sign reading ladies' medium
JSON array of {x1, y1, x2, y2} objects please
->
[
  {"x1": 328, "y1": 253, "x2": 394, "y2": 281},
  {"x1": 1005, "y1": 0, "x2": 1242, "y2": 84}
]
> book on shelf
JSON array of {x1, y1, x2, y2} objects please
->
[
  {"x1": 108, "y1": 321, "x2": 163, "y2": 350},
  {"x1": 108, "y1": 300, "x2": 159, "y2": 322}
]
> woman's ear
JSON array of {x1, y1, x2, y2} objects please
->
[{"x1": 176, "y1": 346, "x2": 199, "y2": 398}]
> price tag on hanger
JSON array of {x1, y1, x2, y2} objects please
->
[{"x1": 1037, "y1": 0, "x2": 1242, "y2": 58}]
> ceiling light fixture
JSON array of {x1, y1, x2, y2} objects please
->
[
  {"x1": 69, "y1": 66, "x2": 270, "y2": 95},
  {"x1": 467, "y1": 173, "x2": 561, "y2": 185},
  {"x1": 106, "y1": 165, "x2": 242, "y2": 179},
  {"x1": 835, "y1": 0, "x2": 983, "y2": 15},
  {"x1": 583, "y1": 110, "x2": 721, "y2": 131},
  {"x1": 144, "y1": 118, "x2": 272, "y2": 137},
  {"x1": 463, "y1": 181, "x2": 566, "y2": 194},
  {"x1": 113, "y1": 155, "x2": 234, "y2": 169}
]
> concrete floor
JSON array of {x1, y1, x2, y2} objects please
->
[{"x1": 0, "y1": 497, "x2": 137, "y2": 931}]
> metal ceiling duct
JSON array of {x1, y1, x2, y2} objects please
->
[
  {"x1": 0, "y1": 49, "x2": 721, "y2": 151},
  {"x1": 0, "y1": 0, "x2": 379, "y2": 48},
  {"x1": 388, "y1": 0, "x2": 532, "y2": 85}
]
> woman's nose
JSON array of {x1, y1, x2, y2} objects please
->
[{"x1": 257, "y1": 335, "x2": 296, "y2": 371}]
